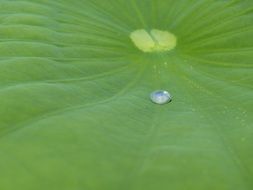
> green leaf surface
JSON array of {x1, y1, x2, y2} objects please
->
[{"x1": 0, "y1": 0, "x2": 253, "y2": 189}]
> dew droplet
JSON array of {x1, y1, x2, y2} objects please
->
[{"x1": 150, "y1": 90, "x2": 172, "y2": 105}]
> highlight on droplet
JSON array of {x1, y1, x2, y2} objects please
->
[{"x1": 150, "y1": 90, "x2": 172, "y2": 105}]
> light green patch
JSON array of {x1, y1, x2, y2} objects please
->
[{"x1": 130, "y1": 29, "x2": 177, "y2": 52}]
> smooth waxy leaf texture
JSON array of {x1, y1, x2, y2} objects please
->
[{"x1": 0, "y1": 0, "x2": 253, "y2": 190}]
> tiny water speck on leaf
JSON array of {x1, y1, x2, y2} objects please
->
[{"x1": 150, "y1": 90, "x2": 172, "y2": 105}]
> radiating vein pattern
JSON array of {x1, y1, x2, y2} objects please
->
[{"x1": 0, "y1": 0, "x2": 252, "y2": 190}]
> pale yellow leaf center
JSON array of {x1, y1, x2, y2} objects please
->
[{"x1": 130, "y1": 29, "x2": 177, "y2": 53}]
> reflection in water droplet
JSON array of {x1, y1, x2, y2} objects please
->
[{"x1": 150, "y1": 90, "x2": 172, "y2": 105}]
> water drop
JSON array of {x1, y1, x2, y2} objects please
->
[{"x1": 150, "y1": 90, "x2": 172, "y2": 105}]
